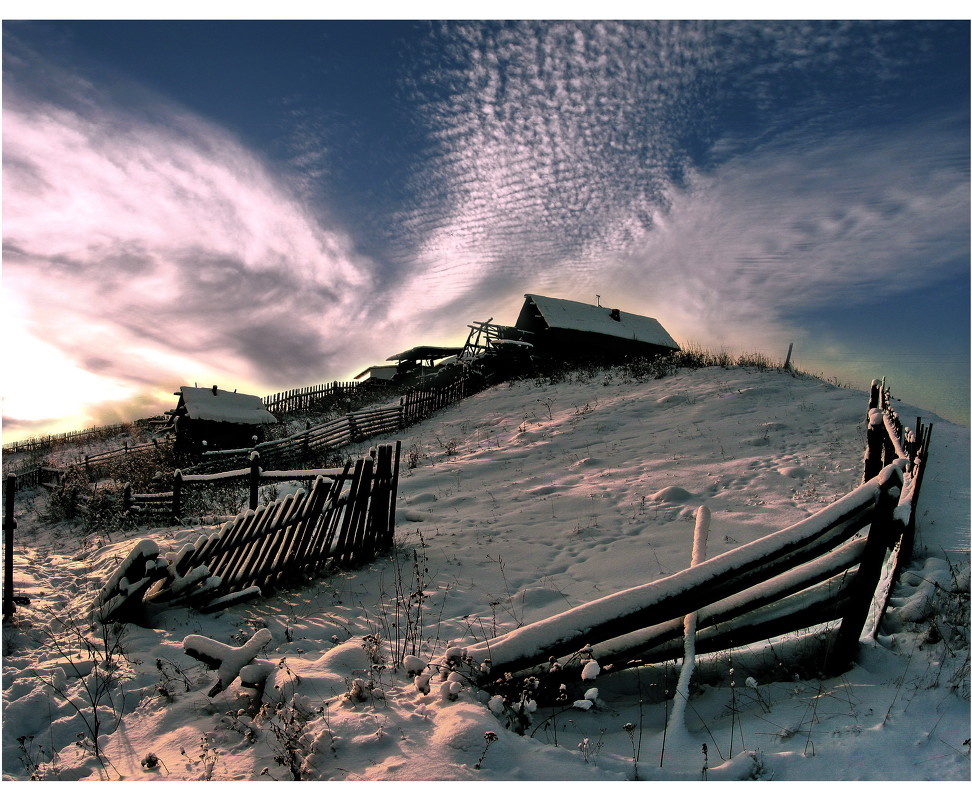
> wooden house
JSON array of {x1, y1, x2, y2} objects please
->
[
  {"x1": 168, "y1": 385, "x2": 277, "y2": 455},
  {"x1": 514, "y1": 294, "x2": 680, "y2": 360}
]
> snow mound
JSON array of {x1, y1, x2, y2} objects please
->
[{"x1": 651, "y1": 486, "x2": 695, "y2": 502}]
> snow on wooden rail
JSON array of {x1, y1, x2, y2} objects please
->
[
  {"x1": 468, "y1": 379, "x2": 932, "y2": 683},
  {"x1": 95, "y1": 442, "x2": 401, "y2": 623}
]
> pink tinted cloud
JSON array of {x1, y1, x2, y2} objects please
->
[{"x1": 3, "y1": 68, "x2": 384, "y2": 436}]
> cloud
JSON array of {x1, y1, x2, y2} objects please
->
[
  {"x1": 3, "y1": 21, "x2": 968, "y2": 438},
  {"x1": 2, "y1": 38, "x2": 383, "y2": 438},
  {"x1": 390, "y1": 21, "x2": 969, "y2": 350}
]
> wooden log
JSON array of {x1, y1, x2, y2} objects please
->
[
  {"x1": 466, "y1": 475, "x2": 883, "y2": 678},
  {"x1": 585, "y1": 537, "x2": 865, "y2": 673},
  {"x1": 826, "y1": 466, "x2": 903, "y2": 673}
]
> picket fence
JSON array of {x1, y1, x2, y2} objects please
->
[
  {"x1": 465, "y1": 378, "x2": 932, "y2": 684},
  {"x1": 262, "y1": 381, "x2": 360, "y2": 415},
  {"x1": 94, "y1": 442, "x2": 401, "y2": 622},
  {"x1": 2, "y1": 422, "x2": 131, "y2": 456}
]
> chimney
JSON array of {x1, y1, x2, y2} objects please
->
[{"x1": 610, "y1": 309, "x2": 621, "y2": 322}]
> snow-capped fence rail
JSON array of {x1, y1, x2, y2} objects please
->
[
  {"x1": 95, "y1": 442, "x2": 401, "y2": 622},
  {"x1": 467, "y1": 379, "x2": 932, "y2": 683},
  {"x1": 124, "y1": 451, "x2": 351, "y2": 522}
]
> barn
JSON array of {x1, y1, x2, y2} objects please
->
[
  {"x1": 168, "y1": 385, "x2": 277, "y2": 455},
  {"x1": 514, "y1": 294, "x2": 680, "y2": 360}
]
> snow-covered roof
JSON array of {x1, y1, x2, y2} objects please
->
[
  {"x1": 178, "y1": 387, "x2": 277, "y2": 425},
  {"x1": 520, "y1": 294, "x2": 679, "y2": 350}
]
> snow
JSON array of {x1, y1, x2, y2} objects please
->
[
  {"x1": 2, "y1": 365, "x2": 968, "y2": 783},
  {"x1": 178, "y1": 386, "x2": 277, "y2": 425}
]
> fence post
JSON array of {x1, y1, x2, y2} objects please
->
[
  {"x1": 826, "y1": 465, "x2": 903, "y2": 674},
  {"x1": 863, "y1": 408, "x2": 884, "y2": 483},
  {"x1": 3, "y1": 475, "x2": 17, "y2": 619},
  {"x1": 249, "y1": 451, "x2": 261, "y2": 510},
  {"x1": 172, "y1": 470, "x2": 183, "y2": 520}
]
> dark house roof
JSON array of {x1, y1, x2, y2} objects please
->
[
  {"x1": 386, "y1": 345, "x2": 464, "y2": 363},
  {"x1": 515, "y1": 294, "x2": 679, "y2": 352},
  {"x1": 177, "y1": 386, "x2": 277, "y2": 425}
]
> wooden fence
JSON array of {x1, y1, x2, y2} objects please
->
[
  {"x1": 262, "y1": 381, "x2": 360, "y2": 415},
  {"x1": 187, "y1": 374, "x2": 469, "y2": 475},
  {"x1": 6, "y1": 465, "x2": 66, "y2": 493},
  {"x1": 94, "y1": 442, "x2": 402, "y2": 622},
  {"x1": 465, "y1": 378, "x2": 932, "y2": 684},
  {"x1": 2, "y1": 422, "x2": 131, "y2": 456}
]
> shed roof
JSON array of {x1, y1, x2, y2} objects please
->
[
  {"x1": 178, "y1": 387, "x2": 277, "y2": 425},
  {"x1": 386, "y1": 345, "x2": 464, "y2": 362},
  {"x1": 520, "y1": 294, "x2": 679, "y2": 350},
  {"x1": 353, "y1": 365, "x2": 398, "y2": 381}
]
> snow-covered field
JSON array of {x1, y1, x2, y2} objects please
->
[{"x1": 2, "y1": 365, "x2": 969, "y2": 782}]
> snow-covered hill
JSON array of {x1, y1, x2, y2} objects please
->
[{"x1": 3, "y1": 365, "x2": 969, "y2": 781}]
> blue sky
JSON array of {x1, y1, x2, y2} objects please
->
[{"x1": 2, "y1": 17, "x2": 969, "y2": 440}]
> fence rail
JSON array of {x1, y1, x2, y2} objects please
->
[{"x1": 465, "y1": 377, "x2": 932, "y2": 684}]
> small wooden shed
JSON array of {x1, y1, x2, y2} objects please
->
[
  {"x1": 514, "y1": 294, "x2": 680, "y2": 359},
  {"x1": 385, "y1": 345, "x2": 464, "y2": 383},
  {"x1": 169, "y1": 385, "x2": 276, "y2": 454}
]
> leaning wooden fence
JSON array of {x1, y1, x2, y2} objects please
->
[
  {"x1": 466, "y1": 378, "x2": 932, "y2": 684},
  {"x1": 95, "y1": 442, "x2": 402, "y2": 622}
]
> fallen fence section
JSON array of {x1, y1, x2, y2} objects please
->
[
  {"x1": 465, "y1": 377, "x2": 931, "y2": 684},
  {"x1": 93, "y1": 442, "x2": 401, "y2": 623}
]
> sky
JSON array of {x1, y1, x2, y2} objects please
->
[{"x1": 2, "y1": 12, "x2": 970, "y2": 443}]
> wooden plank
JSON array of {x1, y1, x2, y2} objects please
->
[
  {"x1": 344, "y1": 457, "x2": 375, "y2": 567},
  {"x1": 232, "y1": 491, "x2": 304, "y2": 590}
]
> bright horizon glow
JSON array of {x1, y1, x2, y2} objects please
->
[{"x1": 2, "y1": 19, "x2": 969, "y2": 445}]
